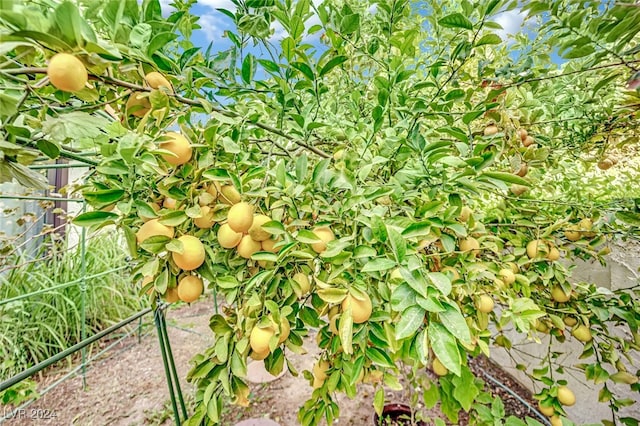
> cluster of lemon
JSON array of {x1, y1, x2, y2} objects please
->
[
  {"x1": 134, "y1": 131, "x2": 205, "y2": 304},
  {"x1": 483, "y1": 125, "x2": 535, "y2": 179},
  {"x1": 538, "y1": 386, "x2": 576, "y2": 426},
  {"x1": 215, "y1": 199, "x2": 278, "y2": 258},
  {"x1": 45, "y1": 54, "x2": 203, "y2": 303}
]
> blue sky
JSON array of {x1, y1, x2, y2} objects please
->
[{"x1": 159, "y1": 0, "x2": 529, "y2": 55}]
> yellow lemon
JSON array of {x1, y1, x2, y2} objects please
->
[
  {"x1": 135, "y1": 219, "x2": 174, "y2": 243},
  {"x1": 172, "y1": 235, "x2": 205, "y2": 271},
  {"x1": 432, "y1": 358, "x2": 449, "y2": 376},
  {"x1": 47, "y1": 53, "x2": 87, "y2": 92},
  {"x1": 557, "y1": 386, "x2": 576, "y2": 406},
  {"x1": 145, "y1": 71, "x2": 173, "y2": 92},
  {"x1": 249, "y1": 325, "x2": 275, "y2": 354},
  {"x1": 341, "y1": 293, "x2": 372, "y2": 324},
  {"x1": 236, "y1": 235, "x2": 261, "y2": 259},
  {"x1": 227, "y1": 202, "x2": 254, "y2": 233},
  {"x1": 160, "y1": 132, "x2": 192, "y2": 166},
  {"x1": 177, "y1": 275, "x2": 204, "y2": 303},
  {"x1": 217, "y1": 223, "x2": 243, "y2": 248},
  {"x1": 311, "y1": 226, "x2": 335, "y2": 253},
  {"x1": 248, "y1": 214, "x2": 272, "y2": 241},
  {"x1": 193, "y1": 205, "x2": 216, "y2": 229}
]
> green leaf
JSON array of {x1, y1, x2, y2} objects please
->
[
  {"x1": 388, "y1": 228, "x2": 406, "y2": 263},
  {"x1": 291, "y1": 62, "x2": 315, "y2": 81},
  {"x1": 130, "y1": 23, "x2": 152, "y2": 49},
  {"x1": 72, "y1": 211, "x2": 119, "y2": 227},
  {"x1": 615, "y1": 211, "x2": 640, "y2": 227},
  {"x1": 36, "y1": 140, "x2": 60, "y2": 159},
  {"x1": 83, "y1": 189, "x2": 125, "y2": 205},
  {"x1": 142, "y1": 0, "x2": 162, "y2": 21},
  {"x1": 440, "y1": 302, "x2": 471, "y2": 344},
  {"x1": 427, "y1": 272, "x2": 451, "y2": 296},
  {"x1": 139, "y1": 235, "x2": 171, "y2": 254},
  {"x1": 366, "y1": 347, "x2": 394, "y2": 368},
  {"x1": 475, "y1": 34, "x2": 502, "y2": 46},
  {"x1": 423, "y1": 381, "x2": 440, "y2": 408},
  {"x1": 340, "y1": 14, "x2": 360, "y2": 34},
  {"x1": 395, "y1": 305, "x2": 425, "y2": 340},
  {"x1": 445, "y1": 89, "x2": 465, "y2": 101},
  {"x1": 54, "y1": 1, "x2": 84, "y2": 47},
  {"x1": 362, "y1": 258, "x2": 396, "y2": 272},
  {"x1": 281, "y1": 37, "x2": 295, "y2": 62},
  {"x1": 452, "y1": 366, "x2": 480, "y2": 411},
  {"x1": 262, "y1": 220, "x2": 285, "y2": 235},
  {"x1": 165, "y1": 238, "x2": 183, "y2": 254},
  {"x1": 158, "y1": 210, "x2": 187, "y2": 226},
  {"x1": 429, "y1": 322, "x2": 461, "y2": 376},
  {"x1": 339, "y1": 308, "x2": 353, "y2": 355},
  {"x1": 319, "y1": 55, "x2": 347, "y2": 77},
  {"x1": 11, "y1": 31, "x2": 73, "y2": 51},
  {"x1": 463, "y1": 110, "x2": 484, "y2": 125},
  {"x1": 241, "y1": 54, "x2": 255, "y2": 84},
  {"x1": 147, "y1": 32, "x2": 178, "y2": 56},
  {"x1": 374, "y1": 387, "x2": 385, "y2": 416},
  {"x1": 0, "y1": 159, "x2": 49, "y2": 189},
  {"x1": 258, "y1": 59, "x2": 280, "y2": 74},
  {"x1": 317, "y1": 287, "x2": 347, "y2": 304},
  {"x1": 480, "y1": 171, "x2": 529, "y2": 186},
  {"x1": 562, "y1": 44, "x2": 595, "y2": 59},
  {"x1": 401, "y1": 269, "x2": 428, "y2": 298},
  {"x1": 438, "y1": 13, "x2": 473, "y2": 30},
  {"x1": 401, "y1": 221, "x2": 431, "y2": 238},
  {"x1": 202, "y1": 168, "x2": 231, "y2": 181},
  {"x1": 296, "y1": 229, "x2": 322, "y2": 244},
  {"x1": 391, "y1": 282, "x2": 417, "y2": 312},
  {"x1": 41, "y1": 112, "x2": 110, "y2": 146}
]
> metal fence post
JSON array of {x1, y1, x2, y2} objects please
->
[
  {"x1": 159, "y1": 306, "x2": 188, "y2": 419},
  {"x1": 154, "y1": 307, "x2": 182, "y2": 426},
  {"x1": 80, "y1": 200, "x2": 88, "y2": 389}
]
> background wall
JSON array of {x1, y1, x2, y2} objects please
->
[{"x1": 490, "y1": 242, "x2": 640, "y2": 424}]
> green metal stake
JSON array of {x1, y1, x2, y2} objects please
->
[
  {"x1": 80, "y1": 201, "x2": 88, "y2": 389},
  {"x1": 154, "y1": 307, "x2": 181, "y2": 426},
  {"x1": 159, "y1": 307, "x2": 188, "y2": 419},
  {"x1": 137, "y1": 315, "x2": 143, "y2": 344}
]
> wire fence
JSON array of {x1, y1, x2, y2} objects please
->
[{"x1": 0, "y1": 161, "x2": 187, "y2": 425}]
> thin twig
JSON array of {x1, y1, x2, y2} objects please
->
[{"x1": 504, "y1": 59, "x2": 640, "y2": 88}]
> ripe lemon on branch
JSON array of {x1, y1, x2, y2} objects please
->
[
  {"x1": 227, "y1": 202, "x2": 254, "y2": 233},
  {"x1": 135, "y1": 219, "x2": 174, "y2": 243},
  {"x1": 341, "y1": 293, "x2": 372, "y2": 324},
  {"x1": 311, "y1": 226, "x2": 335, "y2": 253},
  {"x1": 160, "y1": 132, "x2": 192, "y2": 166},
  {"x1": 47, "y1": 53, "x2": 87, "y2": 92},
  {"x1": 172, "y1": 235, "x2": 205, "y2": 271},
  {"x1": 178, "y1": 275, "x2": 204, "y2": 303}
]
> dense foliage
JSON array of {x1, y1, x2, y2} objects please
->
[{"x1": 1, "y1": 0, "x2": 639, "y2": 424}]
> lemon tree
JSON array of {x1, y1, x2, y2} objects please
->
[{"x1": 1, "y1": 0, "x2": 639, "y2": 425}]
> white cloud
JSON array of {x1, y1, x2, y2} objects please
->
[
  {"x1": 198, "y1": 14, "x2": 230, "y2": 42},
  {"x1": 493, "y1": 9, "x2": 526, "y2": 40},
  {"x1": 270, "y1": 21, "x2": 289, "y2": 41}
]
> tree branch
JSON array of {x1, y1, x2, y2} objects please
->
[
  {"x1": 504, "y1": 59, "x2": 640, "y2": 88},
  {"x1": 2, "y1": 67, "x2": 331, "y2": 158}
]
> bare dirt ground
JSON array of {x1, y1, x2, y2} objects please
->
[{"x1": 2, "y1": 298, "x2": 542, "y2": 426}]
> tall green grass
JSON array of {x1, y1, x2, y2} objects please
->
[{"x1": 0, "y1": 232, "x2": 142, "y2": 381}]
